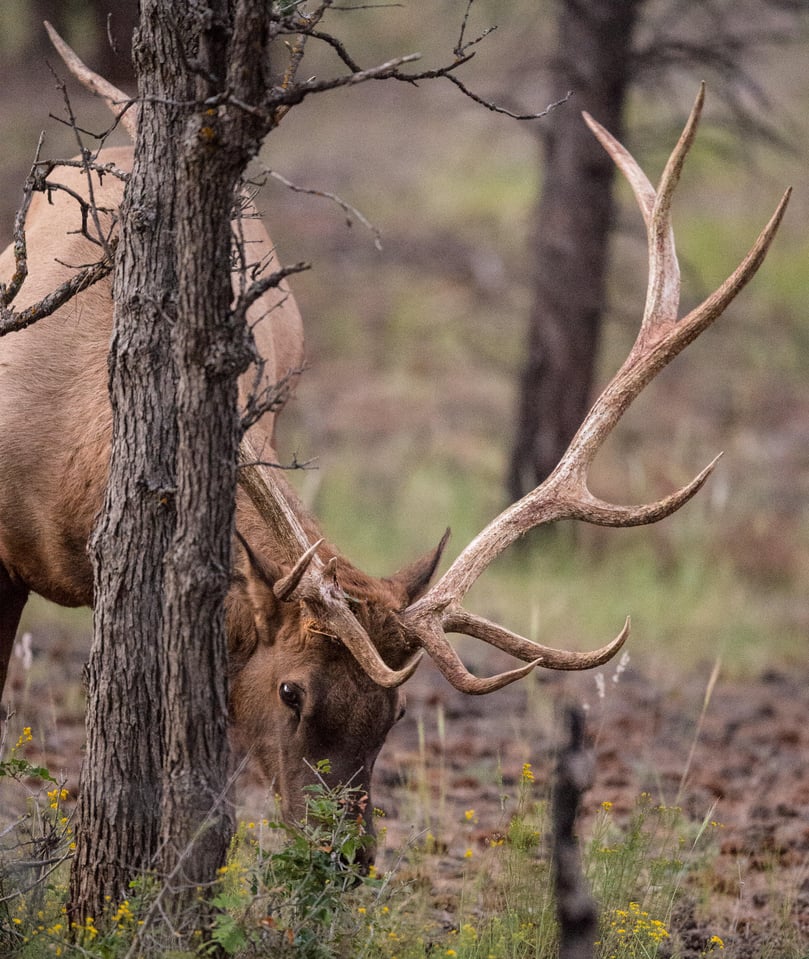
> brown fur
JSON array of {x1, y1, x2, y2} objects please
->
[{"x1": 0, "y1": 150, "x2": 441, "y2": 860}]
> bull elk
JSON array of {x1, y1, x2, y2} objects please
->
[{"x1": 0, "y1": 34, "x2": 788, "y2": 863}]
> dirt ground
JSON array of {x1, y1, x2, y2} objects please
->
[
  {"x1": 370, "y1": 656, "x2": 809, "y2": 956},
  {"x1": 4, "y1": 630, "x2": 808, "y2": 957}
]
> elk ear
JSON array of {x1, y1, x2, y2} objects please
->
[
  {"x1": 234, "y1": 531, "x2": 285, "y2": 636},
  {"x1": 389, "y1": 528, "x2": 450, "y2": 604}
]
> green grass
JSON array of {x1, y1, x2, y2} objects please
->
[{"x1": 0, "y1": 738, "x2": 754, "y2": 959}]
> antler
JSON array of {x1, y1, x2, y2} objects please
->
[
  {"x1": 237, "y1": 437, "x2": 422, "y2": 687},
  {"x1": 400, "y1": 84, "x2": 791, "y2": 694}
]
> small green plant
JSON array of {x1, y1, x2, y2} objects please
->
[
  {"x1": 0, "y1": 727, "x2": 793, "y2": 958},
  {"x1": 0, "y1": 725, "x2": 56, "y2": 786},
  {"x1": 0, "y1": 724, "x2": 69, "y2": 957},
  {"x1": 587, "y1": 794, "x2": 725, "y2": 958},
  {"x1": 207, "y1": 759, "x2": 379, "y2": 958}
]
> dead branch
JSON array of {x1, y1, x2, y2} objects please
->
[
  {"x1": 262, "y1": 168, "x2": 383, "y2": 249},
  {"x1": 0, "y1": 146, "x2": 119, "y2": 336},
  {"x1": 454, "y1": 0, "x2": 498, "y2": 58},
  {"x1": 230, "y1": 262, "x2": 311, "y2": 324},
  {"x1": 240, "y1": 364, "x2": 307, "y2": 434},
  {"x1": 45, "y1": 20, "x2": 137, "y2": 139},
  {"x1": 2, "y1": 134, "x2": 46, "y2": 310},
  {"x1": 0, "y1": 246, "x2": 115, "y2": 337}
]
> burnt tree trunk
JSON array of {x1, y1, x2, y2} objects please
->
[
  {"x1": 553, "y1": 706, "x2": 598, "y2": 959},
  {"x1": 507, "y1": 0, "x2": 644, "y2": 500}
]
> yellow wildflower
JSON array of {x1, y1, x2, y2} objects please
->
[{"x1": 15, "y1": 726, "x2": 33, "y2": 749}]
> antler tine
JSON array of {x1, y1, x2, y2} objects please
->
[
  {"x1": 584, "y1": 83, "x2": 704, "y2": 343},
  {"x1": 45, "y1": 20, "x2": 420, "y2": 692},
  {"x1": 45, "y1": 22, "x2": 138, "y2": 140},
  {"x1": 402, "y1": 87, "x2": 789, "y2": 692}
]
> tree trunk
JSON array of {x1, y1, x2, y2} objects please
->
[
  {"x1": 157, "y1": 5, "x2": 277, "y2": 933},
  {"x1": 69, "y1": 1, "x2": 194, "y2": 926},
  {"x1": 507, "y1": 0, "x2": 644, "y2": 500},
  {"x1": 157, "y1": 0, "x2": 269, "y2": 916},
  {"x1": 70, "y1": 1, "x2": 277, "y2": 939}
]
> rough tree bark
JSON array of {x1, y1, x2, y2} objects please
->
[
  {"x1": 67, "y1": 0, "x2": 282, "y2": 937},
  {"x1": 68, "y1": 0, "x2": 284, "y2": 937},
  {"x1": 69, "y1": 3, "x2": 193, "y2": 926},
  {"x1": 158, "y1": 1, "x2": 276, "y2": 921},
  {"x1": 507, "y1": 0, "x2": 644, "y2": 499}
]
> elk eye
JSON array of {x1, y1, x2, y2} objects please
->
[
  {"x1": 279, "y1": 682, "x2": 302, "y2": 714},
  {"x1": 395, "y1": 701, "x2": 407, "y2": 723}
]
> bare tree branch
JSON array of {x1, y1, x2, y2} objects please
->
[
  {"x1": 240, "y1": 364, "x2": 308, "y2": 433},
  {"x1": 454, "y1": 0, "x2": 498, "y2": 58},
  {"x1": 0, "y1": 246, "x2": 115, "y2": 337},
  {"x1": 0, "y1": 144, "x2": 120, "y2": 337},
  {"x1": 263, "y1": 168, "x2": 384, "y2": 249}
]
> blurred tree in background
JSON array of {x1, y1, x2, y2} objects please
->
[{"x1": 507, "y1": 0, "x2": 807, "y2": 500}]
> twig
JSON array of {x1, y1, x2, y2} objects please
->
[
  {"x1": 50, "y1": 73, "x2": 117, "y2": 261},
  {"x1": 230, "y1": 262, "x2": 311, "y2": 323},
  {"x1": 454, "y1": 0, "x2": 497, "y2": 58},
  {"x1": 0, "y1": 240, "x2": 116, "y2": 337},
  {"x1": 240, "y1": 364, "x2": 307, "y2": 433},
  {"x1": 236, "y1": 453, "x2": 317, "y2": 473},
  {"x1": 2, "y1": 133, "x2": 46, "y2": 309},
  {"x1": 442, "y1": 78, "x2": 571, "y2": 120},
  {"x1": 265, "y1": 169, "x2": 383, "y2": 249}
]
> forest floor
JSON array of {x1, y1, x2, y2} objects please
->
[
  {"x1": 366, "y1": 657, "x2": 809, "y2": 957},
  {"x1": 4, "y1": 633, "x2": 808, "y2": 957}
]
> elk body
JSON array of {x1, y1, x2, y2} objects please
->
[
  {"x1": 0, "y1": 49, "x2": 788, "y2": 864},
  {"x1": 0, "y1": 143, "x2": 423, "y2": 832}
]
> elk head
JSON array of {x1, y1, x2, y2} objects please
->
[{"x1": 225, "y1": 492, "x2": 448, "y2": 851}]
